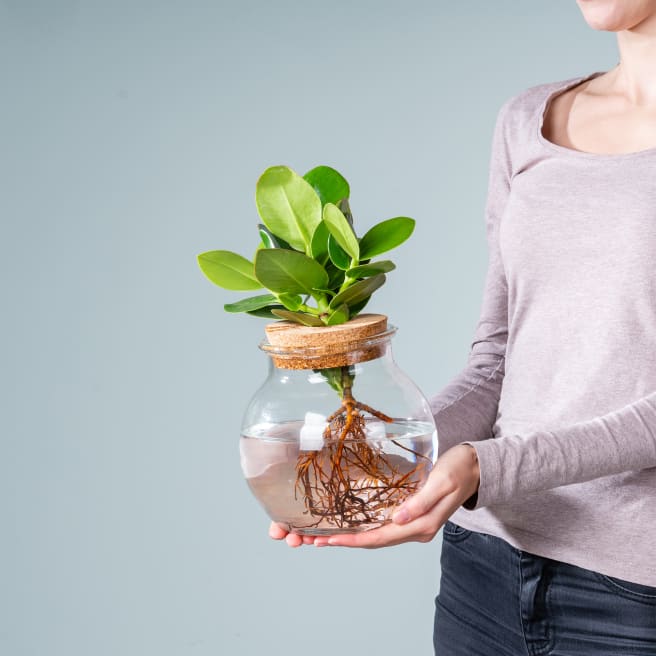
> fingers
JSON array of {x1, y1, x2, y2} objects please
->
[
  {"x1": 315, "y1": 514, "x2": 437, "y2": 549},
  {"x1": 392, "y1": 470, "x2": 456, "y2": 525},
  {"x1": 314, "y1": 522, "x2": 409, "y2": 548},
  {"x1": 269, "y1": 522, "x2": 317, "y2": 547},
  {"x1": 285, "y1": 532, "x2": 303, "y2": 548},
  {"x1": 269, "y1": 522, "x2": 302, "y2": 547},
  {"x1": 269, "y1": 522, "x2": 289, "y2": 540},
  {"x1": 316, "y1": 492, "x2": 466, "y2": 549}
]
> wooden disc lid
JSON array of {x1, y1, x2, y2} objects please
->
[{"x1": 261, "y1": 313, "x2": 394, "y2": 369}]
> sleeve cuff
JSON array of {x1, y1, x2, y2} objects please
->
[{"x1": 459, "y1": 439, "x2": 503, "y2": 510}]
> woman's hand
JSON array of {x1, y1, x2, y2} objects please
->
[
  {"x1": 269, "y1": 522, "x2": 316, "y2": 547},
  {"x1": 268, "y1": 443, "x2": 480, "y2": 548}
]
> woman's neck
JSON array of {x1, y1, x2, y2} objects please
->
[{"x1": 614, "y1": 12, "x2": 656, "y2": 104}]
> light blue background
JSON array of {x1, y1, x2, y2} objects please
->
[{"x1": 1, "y1": 2, "x2": 617, "y2": 654}]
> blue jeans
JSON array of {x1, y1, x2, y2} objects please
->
[{"x1": 434, "y1": 520, "x2": 656, "y2": 655}]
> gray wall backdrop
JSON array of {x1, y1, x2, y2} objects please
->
[{"x1": 2, "y1": 2, "x2": 617, "y2": 654}]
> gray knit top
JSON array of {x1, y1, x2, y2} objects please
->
[{"x1": 432, "y1": 70, "x2": 656, "y2": 586}]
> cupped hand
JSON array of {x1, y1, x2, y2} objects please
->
[
  {"x1": 268, "y1": 521, "x2": 316, "y2": 548},
  {"x1": 268, "y1": 443, "x2": 480, "y2": 549}
]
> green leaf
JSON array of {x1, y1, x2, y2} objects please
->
[
  {"x1": 254, "y1": 248, "x2": 328, "y2": 294},
  {"x1": 326, "y1": 303, "x2": 349, "y2": 326},
  {"x1": 271, "y1": 309, "x2": 324, "y2": 326},
  {"x1": 311, "y1": 287, "x2": 336, "y2": 298},
  {"x1": 258, "y1": 224, "x2": 293, "y2": 250},
  {"x1": 310, "y1": 221, "x2": 330, "y2": 264},
  {"x1": 346, "y1": 260, "x2": 396, "y2": 278},
  {"x1": 253, "y1": 242, "x2": 265, "y2": 263},
  {"x1": 348, "y1": 296, "x2": 370, "y2": 317},
  {"x1": 323, "y1": 203, "x2": 359, "y2": 261},
  {"x1": 338, "y1": 198, "x2": 354, "y2": 227},
  {"x1": 329, "y1": 274, "x2": 386, "y2": 310},
  {"x1": 224, "y1": 293, "x2": 278, "y2": 313},
  {"x1": 255, "y1": 166, "x2": 322, "y2": 252},
  {"x1": 358, "y1": 217, "x2": 416, "y2": 260},
  {"x1": 198, "y1": 250, "x2": 262, "y2": 291},
  {"x1": 325, "y1": 261, "x2": 346, "y2": 289},
  {"x1": 316, "y1": 367, "x2": 345, "y2": 395},
  {"x1": 277, "y1": 292, "x2": 303, "y2": 311},
  {"x1": 247, "y1": 305, "x2": 285, "y2": 318},
  {"x1": 303, "y1": 166, "x2": 350, "y2": 206},
  {"x1": 315, "y1": 366, "x2": 355, "y2": 397},
  {"x1": 327, "y1": 234, "x2": 350, "y2": 270}
]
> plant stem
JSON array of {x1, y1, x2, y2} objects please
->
[
  {"x1": 335, "y1": 259, "x2": 359, "y2": 297},
  {"x1": 298, "y1": 303, "x2": 321, "y2": 316},
  {"x1": 316, "y1": 294, "x2": 329, "y2": 315}
]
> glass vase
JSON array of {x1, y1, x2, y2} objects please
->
[{"x1": 239, "y1": 314, "x2": 438, "y2": 535}]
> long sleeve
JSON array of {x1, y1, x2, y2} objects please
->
[
  {"x1": 430, "y1": 99, "x2": 512, "y2": 458},
  {"x1": 464, "y1": 393, "x2": 656, "y2": 509}
]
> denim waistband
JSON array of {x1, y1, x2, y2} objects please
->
[{"x1": 433, "y1": 521, "x2": 656, "y2": 656}]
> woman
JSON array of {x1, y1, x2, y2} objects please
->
[{"x1": 271, "y1": 1, "x2": 656, "y2": 653}]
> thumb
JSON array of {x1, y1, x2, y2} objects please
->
[{"x1": 392, "y1": 474, "x2": 452, "y2": 525}]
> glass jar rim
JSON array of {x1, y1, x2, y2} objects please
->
[{"x1": 259, "y1": 323, "x2": 397, "y2": 357}]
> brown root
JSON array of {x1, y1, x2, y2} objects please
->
[{"x1": 294, "y1": 377, "x2": 430, "y2": 530}]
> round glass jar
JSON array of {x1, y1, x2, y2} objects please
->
[{"x1": 239, "y1": 314, "x2": 438, "y2": 535}]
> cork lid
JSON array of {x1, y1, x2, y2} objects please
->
[{"x1": 261, "y1": 313, "x2": 395, "y2": 369}]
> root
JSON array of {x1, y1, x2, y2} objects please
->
[{"x1": 294, "y1": 368, "x2": 431, "y2": 530}]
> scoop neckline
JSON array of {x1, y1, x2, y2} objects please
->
[{"x1": 536, "y1": 69, "x2": 656, "y2": 160}]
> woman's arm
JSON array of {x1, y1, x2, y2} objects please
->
[
  {"x1": 430, "y1": 96, "x2": 512, "y2": 457},
  {"x1": 464, "y1": 391, "x2": 656, "y2": 509}
]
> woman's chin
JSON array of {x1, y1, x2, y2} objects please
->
[{"x1": 577, "y1": 0, "x2": 656, "y2": 33}]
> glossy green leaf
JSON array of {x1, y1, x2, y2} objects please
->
[
  {"x1": 326, "y1": 303, "x2": 349, "y2": 326},
  {"x1": 258, "y1": 224, "x2": 277, "y2": 249},
  {"x1": 346, "y1": 260, "x2": 396, "y2": 279},
  {"x1": 303, "y1": 166, "x2": 350, "y2": 206},
  {"x1": 258, "y1": 224, "x2": 293, "y2": 250},
  {"x1": 224, "y1": 293, "x2": 278, "y2": 313},
  {"x1": 316, "y1": 366, "x2": 349, "y2": 396},
  {"x1": 325, "y1": 261, "x2": 346, "y2": 289},
  {"x1": 271, "y1": 309, "x2": 324, "y2": 326},
  {"x1": 348, "y1": 296, "x2": 370, "y2": 316},
  {"x1": 255, "y1": 166, "x2": 322, "y2": 252},
  {"x1": 277, "y1": 292, "x2": 303, "y2": 311},
  {"x1": 254, "y1": 248, "x2": 328, "y2": 294},
  {"x1": 323, "y1": 203, "x2": 359, "y2": 261},
  {"x1": 198, "y1": 250, "x2": 262, "y2": 291},
  {"x1": 247, "y1": 305, "x2": 285, "y2": 318},
  {"x1": 327, "y1": 234, "x2": 350, "y2": 270},
  {"x1": 253, "y1": 241, "x2": 265, "y2": 264},
  {"x1": 311, "y1": 287, "x2": 336, "y2": 298},
  {"x1": 338, "y1": 198, "x2": 354, "y2": 227},
  {"x1": 310, "y1": 221, "x2": 330, "y2": 264},
  {"x1": 329, "y1": 274, "x2": 386, "y2": 310},
  {"x1": 358, "y1": 217, "x2": 416, "y2": 260}
]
